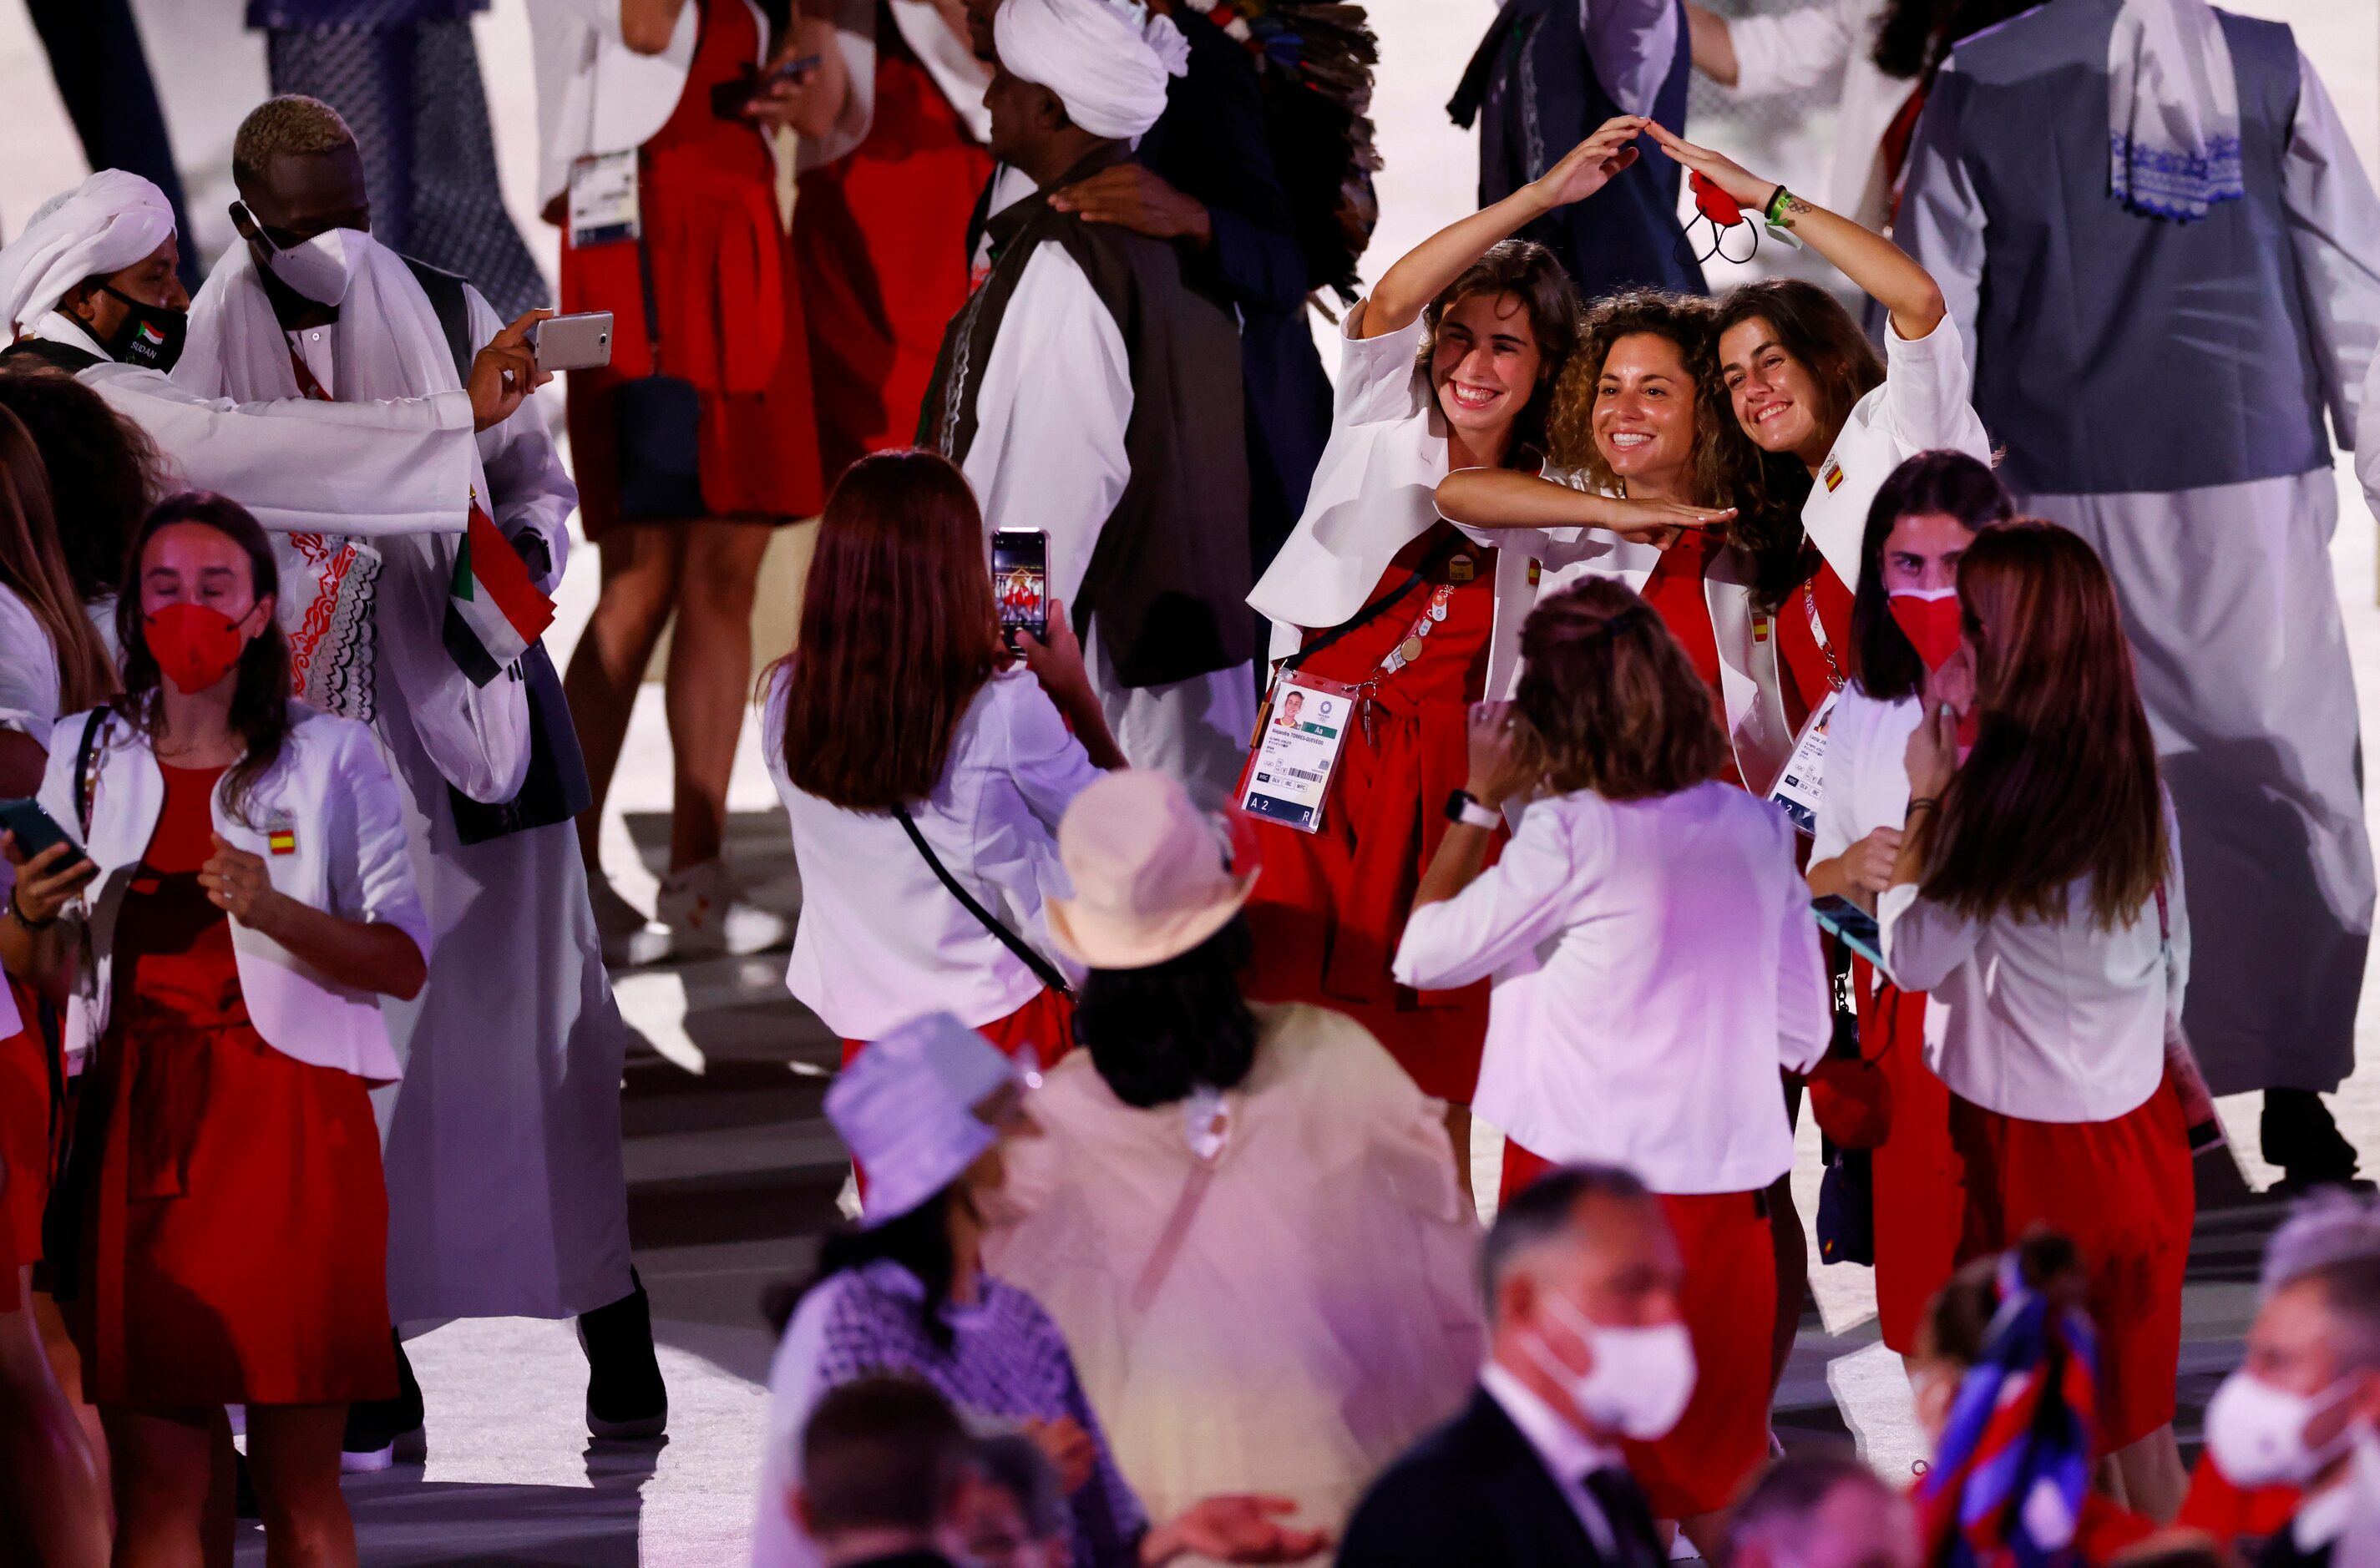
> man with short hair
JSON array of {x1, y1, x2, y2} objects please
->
[
  {"x1": 175, "y1": 94, "x2": 661, "y2": 1466},
  {"x1": 920, "y1": 0, "x2": 1256, "y2": 803},
  {"x1": 793, "y1": 1377, "x2": 974, "y2": 1568},
  {"x1": 1720, "y1": 1451, "x2": 1920, "y2": 1568},
  {"x1": 1334, "y1": 1164, "x2": 1679, "y2": 1568}
]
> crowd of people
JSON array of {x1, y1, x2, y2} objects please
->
[{"x1": 0, "y1": 0, "x2": 2377, "y2": 1564}]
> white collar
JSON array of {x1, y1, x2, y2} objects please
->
[
  {"x1": 1480, "y1": 1361, "x2": 1625, "y2": 1481},
  {"x1": 33, "y1": 311, "x2": 109, "y2": 359}
]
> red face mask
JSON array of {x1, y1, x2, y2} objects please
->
[
  {"x1": 145, "y1": 603, "x2": 250, "y2": 694},
  {"x1": 1886, "y1": 588, "x2": 1964, "y2": 672}
]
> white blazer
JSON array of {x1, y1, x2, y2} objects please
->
[
  {"x1": 528, "y1": 0, "x2": 769, "y2": 205},
  {"x1": 1539, "y1": 518, "x2": 1797, "y2": 795},
  {"x1": 39, "y1": 702, "x2": 430, "y2": 1081}
]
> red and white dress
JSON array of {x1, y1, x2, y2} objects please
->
[
  {"x1": 1395, "y1": 781, "x2": 1831, "y2": 1518},
  {"x1": 1878, "y1": 795, "x2": 2195, "y2": 1449}
]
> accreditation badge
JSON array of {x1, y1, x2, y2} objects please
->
[
  {"x1": 1239, "y1": 670, "x2": 1359, "y2": 833},
  {"x1": 568, "y1": 151, "x2": 641, "y2": 248},
  {"x1": 1765, "y1": 689, "x2": 1837, "y2": 837}
]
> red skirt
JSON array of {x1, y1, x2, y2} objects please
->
[
  {"x1": 2176, "y1": 1452, "x2": 2300, "y2": 1545},
  {"x1": 842, "y1": 989, "x2": 1074, "y2": 1198},
  {"x1": 70, "y1": 1019, "x2": 396, "y2": 1407},
  {"x1": 1864, "y1": 975, "x2": 1962, "y2": 1354},
  {"x1": 1242, "y1": 529, "x2": 1498, "y2": 1102},
  {"x1": 1501, "y1": 1144, "x2": 1774, "y2": 1520},
  {"x1": 792, "y1": 46, "x2": 993, "y2": 486},
  {"x1": 1947, "y1": 1080, "x2": 2193, "y2": 1451},
  {"x1": 0, "y1": 977, "x2": 56, "y2": 1277}
]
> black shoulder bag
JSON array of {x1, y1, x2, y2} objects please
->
[
  {"x1": 890, "y1": 803, "x2": 1075, "y2": 999},
  {"x1": 611, "y1": 190, "x2": 706, "y2": 522}
]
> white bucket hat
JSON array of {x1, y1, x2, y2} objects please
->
[
  {"x1": 1043, "y1": 771, "x2": 1257, "y2": 971},
  {"x1": 826, "y1": 1012, "x2": 1027, "y2": 1228}
]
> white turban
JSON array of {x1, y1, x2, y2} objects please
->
[
  {"x1": 995, "y1": 0, "x2": 1189, "y2": 143},
  {"x1": 0, "y1": 169, "x2": 175, "y2": 337}
]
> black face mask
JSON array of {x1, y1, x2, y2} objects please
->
[{"x1": 97, "y1": 285, "x2": 186, "y2": 372}]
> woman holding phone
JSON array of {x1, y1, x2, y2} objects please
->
[
  {"x1": 1243, "y1": 118, "x2": 1731, "y2": 1169},
  {"x1": 2, "y1": 492, "x2": 428, "y2": 1566},
  {"x1": 1881, "y1": 520, "x2": 2212, "y2": 1519},
  {"x1": 766, "y1": 449, "x2": 1124, "y2": 1073}
]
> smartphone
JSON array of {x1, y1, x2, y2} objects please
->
[
  {"x1": 0, "y1": 797, "x2": 91, "y2": 876},
  {"x1": 711, "y1": 54, "x2": 823, "y2": 119},
  {"x1": 991, "y1": 530, "x2": 1051, "y2": 654},
  {"x1": 1811, "y1": 893, "x2": 1885, "y2": 969},
  {"x1": 530, "y1": 311, "x2": 613, "y2": 374}
]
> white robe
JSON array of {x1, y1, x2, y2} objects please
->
[
  {"x1": 1901, "y1": 48, "x2": 2380, "y2": 1095},
  {"x1": 960, "y1": 238, "x2": 1256, "y2": 805},
  {"x1": 179, "y1": 263, "x2": 635, "y2": 1321}
]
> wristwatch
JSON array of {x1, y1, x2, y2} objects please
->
[{"x1": 1444, "y1": 789, "x2": 1501, "y2": 831}]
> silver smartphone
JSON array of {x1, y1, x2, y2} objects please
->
[{"x1": 531, "y1": 311, "x2": 614, "y2": 373}]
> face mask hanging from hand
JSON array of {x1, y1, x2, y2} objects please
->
[
  {"x1": 146, "y1": 604, "x2": 251, "y2": 694},
  {"x1": 1522, "y1": 1293, "x2": 1699, "y2": 1442},
  {"x1": 263, "y1": 227, "x2": 363, "y2": 307},
  {"x1": 98, "y1": 287, "x2": 187, "y2": 373}
]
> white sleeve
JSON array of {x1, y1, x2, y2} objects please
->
[
  {"x1": 2281, "y1": 50, "x2": 2380, "y2": 450},
  {"x1": 1725, "y1": 0, "x2": 1866, "y2": 99},
  {"x1": 750, "y1": 1282, "x2": 840, "y2": 1568},
  {"x1": 1392, "y1": 802, "x2": 1587, "y2": 991},
  {"x1": 2362, "y1": 350, "x2": 2380, "y2": 517},
  {"x1": 2160, "y1": 790, "x2": 2190, "y2": 1026},
  {"x1": 1332, "y1": 305, "x2": 1431, "y2": 428},
  {"x1": 1775, "y1": 822, "x2": 1831, "y2": 1072},
  {"x1": 1895, "y1": 68, "x2": 1985, "y2": 391},
  {"x1": 331, "y1": 721, "x2": 432, "y2": 961},
  {"x1": 963, "y1": 242, "x2": 1131, "y2": 609},
  {"x1": 1876, "y1": 315, "x2": 1992, "y2": 463},
  {"x1": 0, "y1": 588, "x2": 61, "y2": 750},
  {"x1": 1809, "y1": 700, "x2": 1861, "y2": 865},
  {"x1": 84, "y1": 366, "x2": 479, "y2": 538},
  {"x1": 1580, "y1": 0, "x2": 1681, "y2": 118},
  {"x1": 1000, "y1": 676, "x2": 1106, "y2": 833},
  {"x1": 1876, "y1": 879, "x2": 1977, "y2": 993},
  {"x1": 465, "y1": 286, "x2": 579, "y2": 593}
]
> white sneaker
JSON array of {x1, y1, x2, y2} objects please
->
[
  {"x1": 590, "y1": 875, "x2": 672, "y2": 969},
  {"x1": 655, "y1": 858, "x2": 791, "y2": 958}
]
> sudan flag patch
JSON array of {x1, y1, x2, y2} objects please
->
[{"x1": 442, "y1": 493, "x2": 555, "y2": 686}]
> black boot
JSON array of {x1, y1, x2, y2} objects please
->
[
  {"x1": 342, "y1": 1331, "x2": 426, "y2": 1471},
  {"x1": 580, "y1": 1267, "x2": 667, "y2": 1440},
  {"x1": 2263, "y1": 1089, "x2": 2370, "y2": 1196}
]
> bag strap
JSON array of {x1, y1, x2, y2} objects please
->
[
  {"x1": 1130, "y1": 1158, "x2": 1221, "y2": 1313},
  {"x1": 891, "y1": 802, "x2": 1075, "y2": 999},
  {"x1": 1279, "y1": 530, "x2": 1466, "y2": 675},
  {"x1": 73, "y1": 709, "x2": 104, "y2": 839},
  {"x1": 633, "y1": 170, "x2": 667, "y2": 377}
]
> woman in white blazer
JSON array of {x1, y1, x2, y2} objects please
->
[{"x1": 2, "y1": 493, "x2": 428, "y2": 1568}]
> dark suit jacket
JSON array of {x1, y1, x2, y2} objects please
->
[{"x1": 1335, "y1": 1388, "x2": 1653, "y2": 1568}]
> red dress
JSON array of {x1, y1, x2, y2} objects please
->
[
  {"x1": 0, "y1": 975, "x2": 56, "y2": 1291},
  {"x1": 562, "y1": 0, "x2": 825, "y2": 536},
  {"x1": 1861, "y1": 970, "x2": 1961, "y2": 1355},
  {"x1": 840, "y1": 989, "x2": 1076, "y2": 1074},
  {"x1": 1774, "y1": 559, "x2": 1854, "y2": 731},
  {"x1": 1241, "y1": 524, "x2": 1501, "y2": 1103},
  {"x1": 793, "y1": 7, "x2": 993, "y2": 485},
  {"x1": 68, "y1": 763, "x2": 395, "y2": 1407},
  {"x1": 1639, "y1": 534, "x2": 1745, "y2": 790}
]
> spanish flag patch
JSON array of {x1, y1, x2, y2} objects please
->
[
  {"x1": 268, "y1": 827, "x2": 296, "y2": 857},
  {"x1": 1821, "y1": 457, "x2": 1845, "y2": 493}
]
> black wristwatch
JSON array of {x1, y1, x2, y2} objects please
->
[{"x1": 1445, "y1": 789, "x2": 1501, "y2": 830}]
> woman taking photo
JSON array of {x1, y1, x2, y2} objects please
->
[
  {"x1": 2, "y1": 492, "x2": 428, "y2": 1566},
  {"x1": 1392, "y1": 579, "x2": 1829, "y2": 1552},
  {"x1": 751, "y1": 1010, "x2": 1332, "y2": 1568},
  {"x1": 1809, "y1": 449, "x2": 2012, "y2": 1358},
  {"x1": 989, "y1": 770, "x2": 1481, "y2": 1545},
  {"x1": 1244, "y1": 115, "x2": 1730, "y2": 1162},
  {"x1": 1881, "y1": 520, "x2": 2207, "y2": 1520},
  {"x1": 766, "y1": 448, "x2": 1122, "y2": 1070}
]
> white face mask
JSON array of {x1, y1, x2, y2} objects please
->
[
  {"x1": 264, "y1": 226, "x2": 363, "y2": 306},
  {"x1": 2204, "y1": 1368, "x2": 2362, "y2": 1488},
  {"x1": 1522, "y1": 1292, "x2": 1698, "y2": 1442}
]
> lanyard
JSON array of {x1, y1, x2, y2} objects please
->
[{"x1": 1805, "y1": 582, "x2": 1845, "y2": 692}]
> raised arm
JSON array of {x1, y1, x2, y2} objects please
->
[
  {"x1": 1361, "y1": 117, "x2": 1648, "y2": 340},
  {"x1": 1436, "y1": 468, "x2": 1734, "y2": 539},
  {"x1": 1643, "y1": 120, "x2": 1946, "y2": 341},
  {"x1": 1684, "y1": 2, "x2": 1740, "y2": 85}
]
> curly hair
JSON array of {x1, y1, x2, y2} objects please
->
[
  {"x1": 1417, "y1": 239, "x2": 1582, "y2": 468},
  {"x1": 1507, "y1": 577, "x2": 1726, "y2": 801},
  {"x1": 232, "y1": 95, "x2": 356, "y2": 190}
]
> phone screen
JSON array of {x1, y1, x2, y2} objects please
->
[
  {"x1": 991, "y1": 530, "x2": 1050, "y2": 652},
  {"x1": 1810, "y1": 894, "x2": 1885, "y2": 969}
]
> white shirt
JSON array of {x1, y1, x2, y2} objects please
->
[
  {"x1": 0, "y1": 583, "x2": 59, "y2": 750},
  {"x1": 1249, "y1": 306, "x2": 1552, "y2": 701},
  {"x1": 1479, "y1": 1363, "x2": 1631, "y2": 1559},
  {"x1": 1394, "y1": 781, "x2": 1829, "y2": 1192},
  {"x1": 1809, "y1": 682, "x2": 1922, "y2": 866},
  {"x1": 1798, "y1": 317, "x2": 1993, "y2": 594},
  {"x1": 1725, "y1": 0, "x2": 1912, "y2": 230},
  {"x1": 764, "y1": 665, "x2": 1101, "y2": 1040},
  {"x1": 40, "y1": 701, "x2": 430, "y2": 1080},
  {"x1": 1876, "y1": 794, "x2": 2188, "y2": 1123},
  {"x1": 36, "y1": 312, "x2": 480, "y2": 539}
]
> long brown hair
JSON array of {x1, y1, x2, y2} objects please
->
[
  {"x1": 1508, "y1": 577, "x2": 1726, "y2": 801},
  {"x1": 114, "y1": 493, "x2": 293, "y2": 826},
  {"x1": 0, "y1": 366, "x2": 167, "y2": 606},
  {"x1": 777, "y1": 450, "x2": 1001, "y2": 811},
  {"x1": 1709, "y1": 280, "x2": 1886, "y2": 524},
  {"x1": 1918, "y1": 521, "x2": 2168, "y2": 928},
  {"x1": 1419, "y1": 238, "x2": 1581, "y2": 467},
  {"x1": 0, "y1": 404, "x2": 114, "y2": 713}
]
